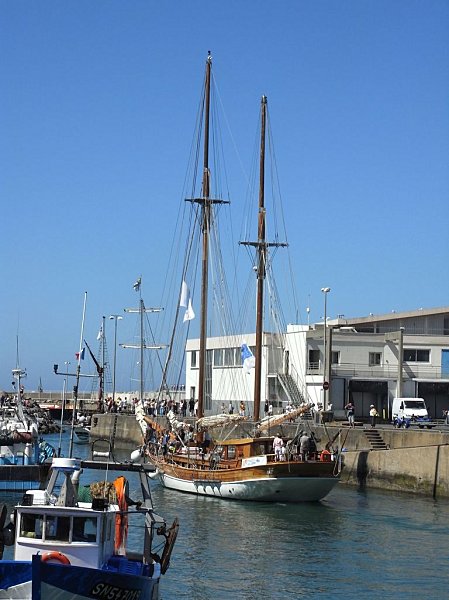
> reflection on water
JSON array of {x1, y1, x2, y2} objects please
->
[{"x1": 2, "y1": 434, "x2": 449, "y2": 599}]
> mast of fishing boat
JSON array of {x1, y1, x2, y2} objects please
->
[
  {"x1": 123, "y1": 278, "x2": 166, "y2": 407},
  {"x1": 69, "y1": 291, "x2": 87, "y2": 458}
]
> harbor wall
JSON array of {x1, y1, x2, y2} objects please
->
[
  {"x1": 341, "y1": 445, "x2": 449, "y2": 498},
  {"x1": 89, "y1": 414, "x2": 449, "y2": 498}
]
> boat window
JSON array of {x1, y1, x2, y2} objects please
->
[
  {"x1": 254, "y1": 443, "x2": 266, "y2": 456},
  {"x1": 73, "y1": 516, "x2": 98, "y2": 542},
  {"x1": 227, "y1": 446, "x2": 236, "y2": 459},
  {"x1": 45, "y1": 516, "x2": 70, "y2": 542},
  {"x1": 20, "y1": 513, "x2": 43, "y2": 539}
]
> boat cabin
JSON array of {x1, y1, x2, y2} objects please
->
[{"x1": 13, "y1": 458, "x2": 120, "y2": 569}]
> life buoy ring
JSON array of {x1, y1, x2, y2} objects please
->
[{"x1": 41, "y1": 551, "x2": 71, "y2": 565}]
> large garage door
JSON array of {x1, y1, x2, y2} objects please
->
[{"x1": 348, "y1": 380, "x2": 388, "y2": 419}]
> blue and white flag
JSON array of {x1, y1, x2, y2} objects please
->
[
  {"x1": 241, "y1": 343, "x2": 255, "y2": 374},
  {"x1": 180, "y1": 280, "x2": 195, "y2": 322}
]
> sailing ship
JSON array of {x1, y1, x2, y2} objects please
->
[
  {"x1": 0, "y1": 359, "x2": 53, "y2": 492},
  {"x1": 0, "y1": 451, "x2": 178, "y2": 599},
  {"x1": 143, "y1": 54, "x2": 342, "y2": 502}
]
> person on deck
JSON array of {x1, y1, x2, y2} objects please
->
[
  {"x1": 299, "y1": 431, "x2": 310, "y2": 461},
  {"x1": 273, "y1": 434, "x2": 284, "y2": 461}
]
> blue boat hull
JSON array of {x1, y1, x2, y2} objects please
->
[{"x1": 0, "y1": 557, "x2": 160, "y2": 600}]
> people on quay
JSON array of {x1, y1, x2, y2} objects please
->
[
  {"x1": 369, "y1": 404, "x2": 379, "y2": 428},
  {"x1": 273, "y1": 433, "x2": 284, "y2": 461},
  {"x1": 181, "y1": 399, "x2": 187, "y2": 417},
  {"x1": 299, "y1": 431, "x2": 310, "y2": 461},
  {"x1": 189, "y1": 397, "x2": 195, "y2": 417},
  {"x1": 345, "y1": 401, "x2": 355, "y2": 428},
  {"x1": 268, "y1": 403, "x2": 273, "y2": 417},
  {"x1": 264, "y1": 400, "x2": 269, "y2": 416},
  {"x1": 239, "y1": 401, "x2": 245, "y2": 416},
  {"x1": 228, "y1": 401, "x2": 234, "y2": 414}
]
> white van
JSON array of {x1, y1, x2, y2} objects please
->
[{"x1": 392, "y1": 397, "x2": 429, "y2": 421}]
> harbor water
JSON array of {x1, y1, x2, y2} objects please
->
[{"x1": 2, "y1": 434, "x2": 449, "y2": 599}]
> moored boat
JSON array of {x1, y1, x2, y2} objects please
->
[
  {"x1": 142, "y1": 54, "x2": 342, "y2": 502},
  {"x1": 0, "y1": 366, "x2": 53, "y2": 492},
  {"x1": 73, "y1": 425, "x2": 90, "y2": 445},
  {"x1": 0, "y1": 454, "x2": 178, "y2": 599}
]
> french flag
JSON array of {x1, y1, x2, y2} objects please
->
[{"x1": 75, "y1": 347, "x2": 85, "y2": 361}]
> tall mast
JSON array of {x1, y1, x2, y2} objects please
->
[
  {"x1": 197, "y1": 53, "x2": 212, "y2": 420},
  {"x1": 123, "y1": 279, "x2": 166, "y2": 408},
  {"x1": 187, "y1": 53, "x2": 228, "y2": 419},
  {"x1": 253, "y1": 96, "x2": 267, "y2": 422},
  {"x1": 240, "y1": 96, "x2": 287, "y2": 422}
]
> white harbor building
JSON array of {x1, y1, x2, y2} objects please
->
[{"x1": 185, "y1": 306, "x2": 449, "y2": 421}]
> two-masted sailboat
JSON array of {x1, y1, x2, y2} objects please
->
[{"x1": 145, "y1": 54, "x2": 341, "y2": 502}]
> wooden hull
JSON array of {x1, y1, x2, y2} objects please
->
[{"x1": 154, "y1": 460, "x2": 340, "y2": 502}]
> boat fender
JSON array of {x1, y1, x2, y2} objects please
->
[
  {"x1": 41, "y1": 551, "x2": 71, "y2": 565},
  {"x1": 130, "y1": 448, "x2": 142, "y2": 463}
]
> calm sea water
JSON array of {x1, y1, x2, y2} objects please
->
[{"x1": 2, "y1": 434, "x2": 449, "y2": 599}]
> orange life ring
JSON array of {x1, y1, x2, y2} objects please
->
[{"x1": 41, "y1": 551, "x2": 71, "y2": 565}]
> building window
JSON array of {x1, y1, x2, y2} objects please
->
[
  {"x1": 444, "y1": 317, "x2": 449, "y2": 335},
  {"x1": 224, "y1": 348, "x2": 234, "y2": 366},
  {"x1": 191, "y1": 351, "x2": 197, "y2": 368},
  {"x1": 331, "y1": 351, "x2": 339, "y2": 365},
  {"x1": 214, "y1": 348, "x2": 224, "y2": 367},
  {"x1": 369, "y1": 352, "x2": 381, "y2": 366},
  {"x1": 308, "y1": 349, "x2": 320, "y2": 370},
  {"x1": 403, "y1": 349, "x2": 430, "y2": 362}
]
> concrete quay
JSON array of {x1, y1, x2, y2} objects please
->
[{"x1": 89, "y1": 413, "x2": 449, "y2": 499}]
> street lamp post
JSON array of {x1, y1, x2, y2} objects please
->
[
  {"x1": 321, "y1": 287, "x2": 331, "y2": 409},
  {"x1": 109, "y1": 315, "x2": 123, "y2": 402}
]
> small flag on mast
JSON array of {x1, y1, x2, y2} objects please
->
[
  {"x1": 75, "y1": 347, "x2": 85, "y2": 361},
  {"x1": 97, "y1": 325, "x2": 103, "y2": 340},
  {"x1": 133, "y1": 277, "x2": 141, "y2": 292},
  {"x1": 179, "y1": 280, "x2": 195, "y2": 322},
  {"x1": 241, "y1": 343, "x2": 255, "y2": 374}
]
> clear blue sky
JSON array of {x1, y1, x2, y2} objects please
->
[{"x1": 1, "y1": 0, "x2": 448, "y2": 392}]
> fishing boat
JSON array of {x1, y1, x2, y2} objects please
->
[
  {"x1": 73, "y1": 425, "x2": 90, "y2": 445},
  {"x1": 0, "y1": 450, "x2": 178, "y2": 599},
  {"x1": 0, "y1": 365, "x2": 53, "y2": 492},
  {"x1": 142, "y1": 54, "x2": 342, "y2": 502}
]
